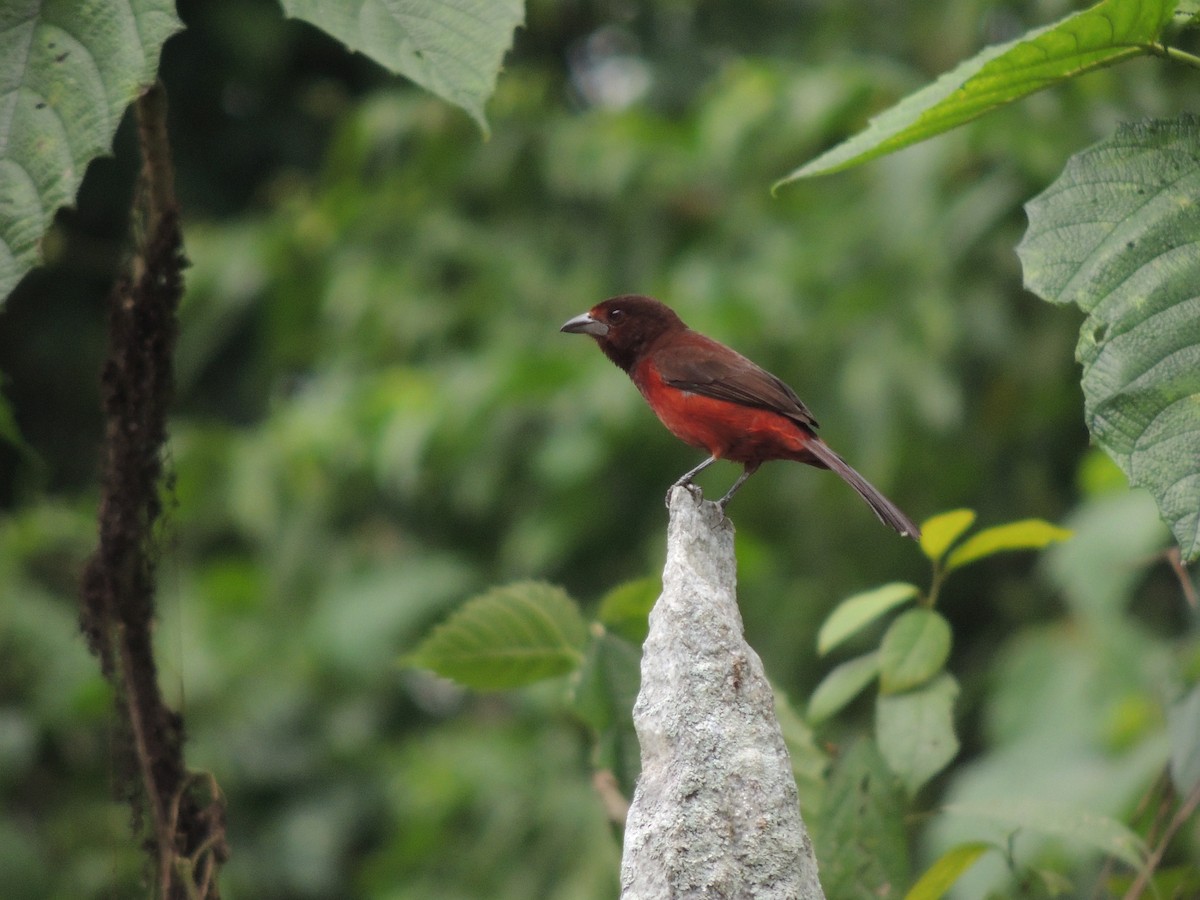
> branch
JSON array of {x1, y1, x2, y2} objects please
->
[
  {"x1": 1123, "y1": 776, "x2": 1200, "y2": 900},
  {"x1": 1165, "y1": 546, "x2": 1197, "y2": 609},
  {"x1": 620, "y1": 487, "x2": 825, "y2": 900},
  {"x1": 78, "y1": 81, "x2": 226, "y2": 899}
]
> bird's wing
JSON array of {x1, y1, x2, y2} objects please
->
[{"x1": 652, "y1": 335, "x2": 820, "y2": 430}]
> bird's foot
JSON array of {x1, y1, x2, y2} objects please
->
[{"x1": 665, "y1": 480, "x2": 703, "y2": 508}]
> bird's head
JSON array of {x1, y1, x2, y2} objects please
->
[{"x1": 560, "y1": 295, "x2": 686, "y2": 372}]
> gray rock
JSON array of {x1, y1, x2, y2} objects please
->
[{"x1": 620, "y1": 486, "x2": 824, "y2": 900}]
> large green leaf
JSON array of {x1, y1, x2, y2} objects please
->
[
  {"x1": 1018, "y1": 116, "x2": 1200, "y2": 561},
  {"x1": 775, "y1": 0, "x2": 1176, "y2": 185},
  {"x1": 879, "y1": 609, "x2": 952, "y2": 695},
  {"x1": 817, "y1": 582, "x2": 919, "y2": 655},
  {"x1": 944, "y1": 519, "x2": 1073, "y2": 572},
  {"x1": 808, "y1": 651, "x2": 881, "y2": 723},
  {"x1": 815, "y1": 738, "x2": 911, "y2": 900},
  {"x1": 0, "y1": 0, "x2": 181, "y2": 302},
  {"x1": 281, "y1": 0, "x2": 524, "y2": 135},
  {"x1": 406, "y1": 581, "x2": 588, "y2": 689},
  {"x1": 876, "y1": 672, "x2": 960, "y2": 795}
]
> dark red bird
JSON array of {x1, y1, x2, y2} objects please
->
[{"x1": 561, "y1": 295, "x2": 919, "y2": 538}]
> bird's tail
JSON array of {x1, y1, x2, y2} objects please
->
[{"x1": 803, "y1": 439, "x2": 920, "y2": 540}]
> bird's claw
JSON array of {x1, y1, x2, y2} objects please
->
[{"x1": 664, "y1": 480, "x2": 703, "y2": 508}]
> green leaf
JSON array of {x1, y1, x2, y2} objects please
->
[
  {"x1": 879, "y1": 609, "x2": 952, "y2": 695},
  {"x1": 772, "y1": 685, "x2": 829, "y2": 816},
  {"x1": 903, "y1": 842, "x2": 992, "y2": 900},
  {"x1": 940, "y1": 800, "x2": 1147, "y2": 870},
  {"x1": 280, "y1": 0, "x2": 524, "y2": 136},
  {"x1": 816, "y1": 738, "x2": 911, "y2": 900},
  {"x1": 1168, "y1": 683, "x2": 1200, "y2": 794},
  {"x1": 1019, "y1": 116, "x2": 1200, "y2": 561},
  {"x1": 406, "y1": 581, "x2": 588, "y2": 689},
  {"x1": 808, "y1": 651, "x2": 881, "y2": 723},
  {"x1": 817, "y1": 582, "x2": 919, "y2": 655},
  {"x1": 876, "y1": 672, "x2": 960, "y2": 795},
  {"x1": 944, "y1": 519, "x2": 1073, "y2": 571},
  {"x1": 775, "y1": 0, "x2": 1176, "y2": 185},
  {"x1": 571, "y1": 631, "x2": 641, "y2": 796},
  {"x1": 919, "y1": 509, "x2": 977, "y2": 564},
  {"x1": 0, "y1": 0, "x2": 182, "y2": 301},
  {"x1": 596, "y1": 576, "x2": 659, "y2": 645}
]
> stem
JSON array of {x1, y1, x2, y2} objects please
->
[
  {"x1": 78, "y1": 81, "x2": 225, "y2": 899},
  {"x1": 925, "y1": 565, "x2": 947, "y2": 609},
  {"x1": 1142, "y1": 42, "x2": 1200, "y2": 70},
  {"x1": 1123, "y1": 778, "x2": 1200, "y2": 900},
  {"x1": 116, "y1": 626, "x2": 174, "y2": 895},
  {"x1": 1165, "y1": 547, "x2": 1197, "y2": 609}
]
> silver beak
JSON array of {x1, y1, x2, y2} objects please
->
[{"x1": 560, "y1": 312, "x2": 609, "y2": 336}]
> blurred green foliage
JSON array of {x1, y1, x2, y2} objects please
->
[{"x1": 1, "y1": 0, "x2": 1197, "y2": 897}]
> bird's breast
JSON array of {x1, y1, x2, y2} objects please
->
[{"x1": 631, "y1": 359, "x2": 809, "y2": 464}]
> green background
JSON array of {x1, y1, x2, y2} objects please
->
[{"x1": 1, "y1": 0, "x2": 1195, "y2": 896}]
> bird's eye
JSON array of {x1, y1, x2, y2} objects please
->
[{"x1": 608, "y1": 309, "x2": 624, "y2": 322}]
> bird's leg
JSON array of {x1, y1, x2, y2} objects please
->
[
  {"x1": 665, "y1": 455, "x2": 717, "y2": 506},
  {"x1": 716, "y1": 464, "x2": 759, "y2": 511},
  {"x1": 674, "y1": 454, "x2": 718, "y2": 487}
]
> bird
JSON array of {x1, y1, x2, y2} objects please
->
[{"x1": 561, "y1": 295, "x2": 920, "y2": 538}]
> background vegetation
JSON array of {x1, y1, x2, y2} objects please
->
[{"x1": 1, "y1": 0, "x2": 1197, "y2": 897}]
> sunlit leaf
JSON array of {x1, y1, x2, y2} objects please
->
[
  {"x1": 406, "y1": 581, "x2": 588, "y2": 689},
  {"x1": 0, "y1": 0, "x2": 182, "y2": 301},
  {"x1": 775, "y1": 0, "x2": 1175, "y2": 184},
  {"x1": 879, "y1": 609, "x2": 952, "y2": 695},
  {"x1": 817, "y1": 582, "x2": 919, "y2": 655},
  {"x1": 877, "y1": 672, "x2": 960, "y2": 795},
  {"x1": 940, "y1": 800, "x2": 1148, "y2": 869},
  {"x1": 919, "y1": 509, "x2": 976, "y2": 564},
  {"x1": 815, "y1": 738, "x2": 910, "y2": 899},
  {"x1": 280, "y1": 0, "x2": 524, "y2": 135},
  {"x1": 596, "y1": 576, "x2": 659, "y2": 645},
  {"x1": 1019, "y1": 116, "x2": 1200, "y2": 561},
  {"x1": 945, "y1": 519, "x2": 1073, "y2": 571},
  {"x1": 903, "y1": 842, "x2": 993, "y2": 900},
  {"x1": 808, "y1": 651, "x2": 881, "y2": 723}
]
